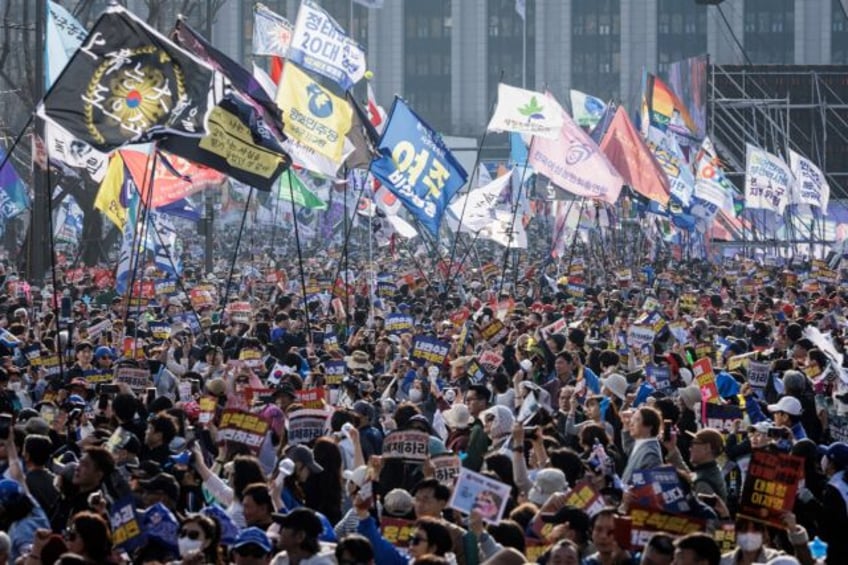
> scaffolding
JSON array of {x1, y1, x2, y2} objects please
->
[{"x1": 707, "y1": 64, "x2": 848, "y2": 257}]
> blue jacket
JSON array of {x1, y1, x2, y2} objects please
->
[{"x1": 357, "y1": 516, "x2": 409, "y2": 565}]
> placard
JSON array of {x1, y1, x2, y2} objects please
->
[
  {"x1": 380, "y1": 517, "x2": 415, "y2": 548},
  {"x1": 227, "y1": 301, "x2": 252, "y2": 324},
  {"x1": 480, "y1": 319, "x2": 508, "y2": 345},
  {"x1": 41, "y1": 355, "x2": 62, "y2": 377},
  {"x1": 627, "y1": 325, "x2": 655, "y2": 348},
  {"x1": 385, "y1": 313, "x2": 414, "y2": 335},
  {"x1": 448, "y1": 467, "x2": 511, "y2": 525},
  {"x1": 218, "y1": 409, "x2": 270, "y2": 449},
  {"x1": 23, "y1": 344, "x2": 42, "y2": 366},
  {"x1": 692, "y1": 358, "x2": 719, "y2": 403},
  {"x1": 173, "y1": 312, "x2": 202, "y2": 335},
  {"x1": 562, "y1": 480, "x2": 606, "y2": 517},
  {"x1": 431, "y1": 454, "x2": 461, "y2": 486},
  {"x1": 155, "y1": 279, "x2": 177, "y2": 296},
  {"x1": 295, "y1": 387, "x2": 325, "y2": 410},
  {"x1": 109, "y1": 495, "x2": 145, "y2": 551},
  {"x1": 738, "y1": 449, "x2": 804, "y2": 529},
  {"x1": 87, "y1": 319, "x2": 112, "y2": 341},
  {"x1": 149, "y1": 322, "x2": 171, "y2": 342},
  {"x1": 624, "y1": 507, "x2": 705, "y2": 550},
  {"x1": 629, "y1": 466, "x2": 691, "y2": 514},
  {"x1": 746, "y1": 361, "x2": 770, "y2": 392},
  {"x1": 703, "y1": 403, "x2": 743, "y2": 432},
  {"x1": 115, "y1": 367, "x2": 151, "y2": 393},
  {"x1": 189, "y1": 288, "x2": 215, "y2": 310},
  {"x1": 410, "y1": 336, "x2": 450, "y2": 366},
  {"x1": 287, "y1": 409, "x2": 327, "y2": 445},
  {"x1": 714, "y1": 523, "x2": 736, "y2": 553},
  {"x1": 478, "y1": 350, "x2": 504, "y2": 372},
  {"x1": 323, "y1": 360, "x2": 346, "y2": 386},
  {"x1": 382, "y1": 430, "x2": 430, "y2": 462},
  {"x1": 466, "y1": 359, "x2": 488, "y2": 384},
  {"x1": 198, "y1": 396, "x2": 217, "y2": 425}
]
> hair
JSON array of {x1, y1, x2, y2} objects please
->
[
  {"x1": 590, "y1": 507, "x2": 618, "y2": 531},
  {"x1": 83, "y1": 445, "x2": 116, "y2": 478},
  {"x1": 674, "y1": 533, "x2": 721, "y2": 565},
  {"x1": 579, "y1": 423, "x2": 610, "y2": 451},
  {"x1": 645, "y1": 533, "x2": 675, "y2": 559},
  {"x1": 483, "y1": 453, "x2": 516, "y2": 490},
  {"x1": 637, "y1": 405, "x2": 662, "y2": 437},
  {"x1": 548, "y1": 447, "x2": 586, "y2": 487},
  {"x1": 508, "y1": 503, "x2": 539, "y2": 530},
  {"x1": 71, "y1": 511, "x2": 112, "y2": 562},
  {"x1": 412, "y1": 479, "x2": 452, "y2": 502},
  {"x1": 181, "y1": 513, "x2": 221, "y2": 565},
  {"x1": 24, "y1": 434, "x2": 53, "y2": 467},
  {"x1": 304, "y1": 437, "x2": 344, "y2": 524},
  {"x1": 486, "y1": 519, "x2": 526, "y2": 552},
  {"x1": 555, "y1": 351, "x2": 574, "y2": 365},
  {"x1": 394, "y1": 402, "x2": 423, "y2": 429},
  {"x1": 231, "y1": 455, "x2": 266, "y2": 501},
  {"x1": 412, "y1": 556, "x2": 449, "y2": 565},
  {"x1": 598, "y1": 350, "x2": 620, "y2": 369},
  {"x1": 544, "y1": 539, "x2": 580, "y2": 563},
  {"x1": 466, "y1": 384, "x2": 491, "y2": 405},
  {"x1": 335, "y1": 534, "x2": 374, "y2": 564},
  {"x1": 148, "y1": 413, "x2": 178, "y2": 445},
  {"x1": 111, "y1": 393, "x2": 138, "y2": 422},
  {"x1": 242, "y1": 483, "x2": 274, "y2": 516},
  {"x1": 415, "y1": 517, "x2": 453, "y2": 556},
  {"x1": 808, "y1": 348, "x2": 829, "y2": 369}
]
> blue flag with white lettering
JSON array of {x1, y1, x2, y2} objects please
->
[{"x1": 370, "y1": 97, "x2": 467, "y2": 237}]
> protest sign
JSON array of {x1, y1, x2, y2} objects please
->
[
  {"x1": 383, "y1": 430, "x2": 429, "y2": 462},
  {"x1": 828, "y1": 414, "x2": 848, "y2": 443},
  {"x1": 448, "y1": 468, "x2": 511, "y2": 525},
  {"x1": 692, "y1": 358, "x2": 719, "y2": 403},
  {"x1": 627, "y1": 325, "x2": 655, "y2": 348},
  {"x1": 624, "y1": 507, "x2": 705, "y2": 550},
  {"x1": 385, "y1": 313, "x2": 414, "y2": 335},
  {"x1": 121, "y1": 337, "x2": 146, "y2": 360},
  {"x1": 115, "y1": 367, "x2": 151, "y2": 393},
  {"x1": 679, "y1": 293, "x2": 698, "y2": 312},
  {"x1": 85, "y1": 369, "x2": 113, "y2": 385},
  {"x1": 239, "y1": 349, "x2": 264, "y2": 373},
  {"x1": 87, "y1": 319, "x2": 112, "y2": 341},
  {"x1": 323, "y1": 360, "x2": 346, "y2": 386},
  {"x1": 23, "y1": 344, "x2": 42, "y2": 366},
  {"x1": 410, "y1": 336, "x2": 450, "y2": 366},
  {"x1": 149, "y1": 322, "x2": 171, "y2": 342},
  {"x1": 377, "y1": 281, "x2": 397, "y2": 300},
  {"x1": 563, "y1": 480, "x2": 606, "y2": 517},
  {"x1": 479, "y1": 350, "x2": 504, "y2": 372},
  {"x1": 178, "y1": 381, "x2": 193, "y2": 403},
  {"x1": 727, "y1": 352, "x2": 758, "y2": 371},
  {"x1": 647, "y1": 365, "x2": 674, "y2": 396},
  {"x1": 714, "y1": 523, "x2": 736, "y2": 553},
  {"x1": 746, "y1": 361, "x2": 770, "y2": 393},
  {"x1": 287, "y1": 409, "x2": 328, "y2": 445},
  {"x1": 198, "y1": 396, "x2": 217, "y2": 425},
  {"x1": 694, "y1": 342, "x2": 714, "y2": 362},
  {"x1": 480, "y1": 319, "x2": 508, "y2": 345},
  {"x1": 154, "y1": 279, "x2": 177, "y2": 295},
  {"x1": 466, "y1": 359, "x2": 488, "y2": 384},
  {"x1": 380, "y1": 517, "x2": 415, "y2": 548},
  {"x1": 431, "y1": 454, "x2": 461, "y2": 486},
  {"x1": 227, "y1": 301, "x2": 252, "y2": 324},
  {"x1": 295, "y1": 388, "x2": 325, "y2": 410},
  {"x1": 629, "y1": 466, "x2": 691, "y2": 514},
  {"x1": 174, "y1": 312, "x2": 202, "y2": 335},
  {"x1": 525, "y1": 540, "x2": 550, "y2": 564},
  {"x1": 109, "y1": 495, "x2": 145, "y2": 551},
  {"x1": 324, "y1": 331, "x2": 340, "y2": 352},
  {"x1": 41, "y1": 355, "x2": 62, "y2": 377},
  {"x1": 189, "y1": 288, "x2": 215, "y2": 309},
  {"x1": 219, "y1": 409, "x2": 270, "y2": 450},
  {"x1": 738, "y1": 449, "x2": 804, "y2": 528},
  {"x1": 703, "y1": 403, "x2": 743, "y2": 432},
  {"x1": 541, "y1": 317, "x2": 568, "y2": 337}
]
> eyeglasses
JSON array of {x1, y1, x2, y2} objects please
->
[
  {"x1": 409, "y1": 535, "x2": 428, "y2": 546},
  {"x1": 64, "y1": 528, "x2": 77, "y2": 542},
  {"x1": 235, "y1": 546, "x2": 267, "y2": 558},
  {"x1": 180, "y1": 529, "x2": 203, "y2": 540}
]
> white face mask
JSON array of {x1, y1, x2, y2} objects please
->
[
  {"x1": 409, "y1": 389, "x2": 423, "y2": 402},
  {"x1": 736, "y1": 532, "x2": 763, "y2": 552},
  {"x1": 178, "y1": 538, "x2": 204, "y2": 557}
]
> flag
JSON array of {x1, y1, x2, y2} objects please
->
[
  {"x1": 54, "y1": 195, "x2": 84, "y2": 244},
  {"x1": 121, "y1": 149, "x2": 224, "y2": 209},
  {"x1": 0, "y1": 148, "x2": 30, "y2": 222},
  {"x1": 509, "y1": 132, "x2": 529, "y2": 167},
  {"x1": 43, "y1": 120, "x2": 109, "y2": 183},
  {"x1": 158, "y1": 93, "x2": 291, "y2": 191},
  {"x1": 515, "y1": 0, "x2": 526, "y2": 20},
  {"x1": 600, "y1": 107, "x2": 670, "y2": 206},
  {"x1": 40, "y1": 5, "x2": 214, "y2": 152},
  {"x1": 46, "y1": 0, "x2": 87, "y2": 88},
  {"x1": 278, "y1": 169, "x2": 329, "y2": 210},
  {"x1": 447, "y1": 170, "x2": 513, "y2": 233},
  {"x1": 95, "y1": 153, "x2": 130, "y2": 229},
  {"x1": 488, "y1": 83, "x2": 564, "y2": 139},
  {"x1": 789, "y1": 149, "x2": 830, "y2": 214},
  {"x1": 477, "y1": 163, "x2": 493, "y2": 187},
  {"x1": 277, "y1": 64, "x2": 353, "y2": 163},
  {"x1": 156, "y1": 198, "x2": 200, "y2": 222},
  {"x1": 149, "y1": 211, "x2": 182, "y2": 278},
  {"x1": 645, "y1": 127, "x2": 694, "y2": 209},
  {"x1": 366, "y1": 83, "x2": 386, "y2": 133},
  {"x1": 569, "y1": 89, "x2": 606, "y2": 129},
  {"x1": 115, "y1": 187, "x2": 140, "y2": 295},
  {"x1": 744, "y1": 144, "x2": 792, "y2": 214},
  {"x1": 480, "y1": 210, "x2": 527, "y2": 249},
  {"x1": 645, "y1": 73, "x2": 698, "y2": 138},
  {"x1": 344, "y1": 93, "x2": 381, "y2": 170},
  {"x1": 528, "y1": 93, "x2": 623, "y2": 204},
  {"x1": 252, "y1": 3, "x2": 293, "y2": 57},
  {"x1": 354, "y1": 0, "x2": 385, "y2": 7},
  {"x1": 289, "y1": 0, "x2": 367, "y2": 91},
  {"x1": 370, "y1": 97, "x2": 468, "y2": 237},
  {"x1": 253, "y1": 63, "x2": 277, "y2": 99},
  {"x1": 694, "y1": 137, "x2": 735, "y2": 212}
]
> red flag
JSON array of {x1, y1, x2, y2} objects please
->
[
  {"x1": 366, "y1": 83, "x2": 385, "y2": 132},
  {"x1": 270, "y1": 56, "x2": 284, "y2": 84},
  {"x1": 600, "y1": 107, "x2": 670, "y2": 206}
]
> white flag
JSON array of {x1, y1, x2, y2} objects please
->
[
  {"x1": 289, "y1": 0, "x2": 367, "y2": 91},
  {"x1": 694, "y1": 136, "x2": 734, "y2": 212},
  {"x1": 744, "y1": 144, "x2": 793, "y2": 214},
  {"x1": 46, "y1": 0, "x2": 87, "y2": 88},
  {"x1": 488, "y1": 83, "x2": 564, "y2": 140},
  {"x1": 446, "y1": 171, "x2": 513, "y2": 233},
  {"x1": 252, "y1": 3, "x2": 292, "y2": 57},
  {"x1": 569, "y1": 89, "x2": 606, "y2": 129},
  {"x1": 515, "y1": 0, "x2": 526, "y2": 21},
  {"x1": 477, "y1": 163, "x2": 493, "y2": 187},
  {"x1": 43, "y1": 120, "x2": 109, "y2": 183},
  {"x1": 481, "y1": 210, "x2": 527, "y2": 249},
  {"x1": 789, "y1": 149, "x2": 830, "y2": 214}
]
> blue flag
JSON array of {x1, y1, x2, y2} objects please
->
[
  {"x1": 0, "y1": 148, "x2": 29, "y2": 222},
  {"x1": 370, "y1": 97, "x2": 467, "y2": 237}
]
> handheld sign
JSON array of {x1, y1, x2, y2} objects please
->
[
  {"x1": 382, "y1": 430, "x2": 430, "y2": 462},
  {"x1": 448, "y1": 468, "x2": 511, "y2": 525}
]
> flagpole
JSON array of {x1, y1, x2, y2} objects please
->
[
  {"x1": 331, "y1": 170, "x2": 369, "y2": 335},
  {"x1": 219, "y1": 185, "x2": 253, "y2": 321},
  {"x1": 42, "y1": 120, "x2": 66, "y2": 380},
  {"x1": 285, "y1": 169, "x2": 313, "y2": 342},
  {"x1": 498, "y1": 137, "x2": 534, "y2": 294},
  {"x1": 522, "y1": 4, "x2": 527, "y2": 89}
]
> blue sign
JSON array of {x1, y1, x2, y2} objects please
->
[{"x1": 371, "y1": 97, "x2": 467, "y2": 237}]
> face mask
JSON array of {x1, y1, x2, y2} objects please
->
[
  {"x1": 178, "y1": 538, "x2": 204, "y2": 557},
  {"x1": 736, "y1": 532, "x2": 763, "y2": 552},
  {"x1": 409, "y1": 389, "x2": 423, "y2": 402},
  {"x1": 822, "y1": 455, "x2": 830, "y2": 474}
]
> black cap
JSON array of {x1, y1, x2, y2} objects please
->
[
  {"x1": 271, "y1": 508, "x2": 323, "y2": 538},
  {"x1": 541, "y1": 505, "x2": 590, "y2": 536},
  {"x1": 139, "y1": 472, "x2": 180, "y2": 501}
]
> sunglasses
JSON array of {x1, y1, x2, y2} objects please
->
[
  {"x1": 409, "y1": 535, "x2": 428, "y2": 546},
  {"x1": 235, "y1": 546, "x2": 268, "y2": 558},
  {"x1": 180, "y1": 529, "x2": 203, "y2": 540}
]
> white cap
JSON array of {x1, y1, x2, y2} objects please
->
[{"x1": 767, "y1": 396, "x2": 803, "y2": 416}]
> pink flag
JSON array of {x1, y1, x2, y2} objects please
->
[
  {"x1": 600, "y1": 107, "x2": 670, "y2": 206},
  {"x1": 528, "y1": 94, "x2": 623, "y2": 204}
]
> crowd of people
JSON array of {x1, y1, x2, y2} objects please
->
[{"x1": 0, "y1": 246, "x2": 846, "y2": 565}]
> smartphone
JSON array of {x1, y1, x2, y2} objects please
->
[
  {"x1": 98, "y1": 395, "x2": 109, "y2": 411},
  {"x1": 100, "y1": 383, "x2": 119, "y2": 394},
  {"x1": 0, "y1": 413, "x2": 11, "y2": 440},
  {"x1": 60, "y1": 296, "x2": 72, "y2": 320},
  {"x1": 663, "y1": 419, "x2": 672, "y2": 443},
  {"x1": 146, "y1": 387, "x2": 157, "y2": 406},
  {"x1": 190, "y1": 379, "x2": 200, "y2": 395}
]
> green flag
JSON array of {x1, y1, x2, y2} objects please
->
[{"x1": 278, "y1": 170, "x2": 328, "y2": 210}]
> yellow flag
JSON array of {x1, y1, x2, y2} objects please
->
[
  {"x1": 95, "y1": 153, "x2": 127, "y2": 229},
  {"x1": 276, "y1": 63, "x2": 352, "y2": 162}
]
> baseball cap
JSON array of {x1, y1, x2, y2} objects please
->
[
  {"x1": 233, "y1": 527, "x2": 272, "y2": 554},
  {"x1": 139, "y1": 473, "x2": 180, "y2": 502},
  {"x1": 818, "y1": 442, "x2": 848, "y2": 471},
  {"x1": 271, "y1": 508, "x2": 324, "y2": 538},
  {"x1": 685, "y1": 428, "x2": 724, "y2": 456},
  {"x1": 0, "y1": 479, "x2": 26, "y2": 507},
  {"x1": 767, "y1": 396, "x2": 803, "y2": 416},
  {"x1": 286, "y1": 445, "x2": 324, "y2": 474}
]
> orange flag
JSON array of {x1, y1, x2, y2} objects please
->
[{"x1": 599, "y1": 107, "x2": 670, "y2": 207}]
